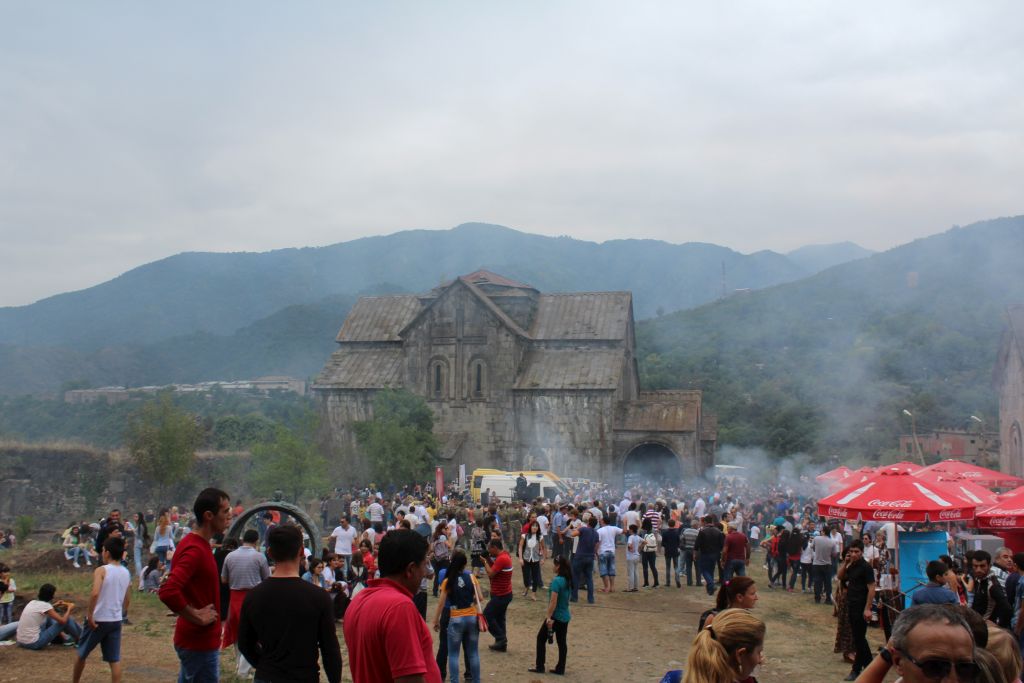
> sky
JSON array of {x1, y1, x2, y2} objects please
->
[{"x1": 1, "y1": 2, "x2": 1022, "y2": 307}]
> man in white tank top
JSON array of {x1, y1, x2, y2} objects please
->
[{"x1": 73, "y1": 536, "x2": 132, "y2": 683}]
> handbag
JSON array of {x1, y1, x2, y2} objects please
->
[{"x1": 473, "y1": 576, "x2": 488, "y2": 633}]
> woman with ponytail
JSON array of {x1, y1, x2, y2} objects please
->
[
  {"x1": 683, "y1": 608, "x2": 766, "y2": 683},
  {"x1": 698, "y1": 576, "x2": 758, "y2": 630}
]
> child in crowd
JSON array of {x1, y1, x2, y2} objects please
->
[
  {"x1": 625, "y1": 525, "x2": 640, "y2": 592},
  {"x1": 72, "y1": 536, "x2": 131, "y2": 683}
]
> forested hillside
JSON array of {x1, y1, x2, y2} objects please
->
[
  {"x1": 638, "y1": 215, "x2": 1024, "y2": 462},
  {"x1": 0, "y1": 222, "x2": 835, "y2": 349}
]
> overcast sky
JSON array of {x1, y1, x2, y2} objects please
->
[{"x1": 2, "y1": 2, "x2": 1022, "y2": 307}]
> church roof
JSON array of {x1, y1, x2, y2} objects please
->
[
  {"x1": 514, "y1": 348, "x2": 624, "y2": 390},
  {"x1": 460, "y1": 269, "x2": 535, "y2": 290},
  {"x1": 314, "y1": 347, "x2": 404, "y2": 388},
  {"x1": 530, "y1": 292, "x2": 632, "y2": 340},
  {"x1": 336, "y1": 296, "x2": 422, "y2": 343}
]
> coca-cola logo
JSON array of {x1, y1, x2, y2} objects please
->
[
  {"x1": 937, "y1": 509, "x2": 964, "y2": 520},
  {"x1": 826, "y1": 506, "x2": 848, "y2": 517},
  {"x1": 961, "y1": 472, "x2": 981, "y2": 478},
  {"x1": 989, "y1": 517, "x2": 1019, "y2": 528},
  {"x1": 870, "y1": 510, "x2": 907, "y2": 520},
  {"x1": 867, "y1": 499, "x2": 913, "y2": 508}
]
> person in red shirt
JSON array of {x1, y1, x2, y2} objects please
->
[
  {"x1": 482, "y1": 539, "x2": 514, "y2": 652},
  {"x1": 344, "y1": 529, "x2": 441, "y2": 683},
  {"x1": 158, "y1": 488, "x2": 232, "y2": 683},
  {"x1": 722, "y1": 524, "x2": 750, "y2": 582}
]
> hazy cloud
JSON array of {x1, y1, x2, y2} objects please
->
[{"x1": 1, "y1": 1, "x2": 1022, "y2": 306}]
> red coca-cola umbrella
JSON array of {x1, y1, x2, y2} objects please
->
[
  {"x1": 887, "y1": 461, "x2": 922, "y2": 472},
  {"x1": 976, "y1": 490, "x2": 1024, "y2": 530},
  {"x1": 816, "y1": 465, "x2": 853, "y2": 483},
  {"x1": 915, "y1": 459, "x2": 1024, "y2": 488},
  {"x1": 851, "y1": 466, "x2": 877, "y2": 484},
  {"x1": 817, "y1": 466, "x2": 976, "y2": 523},
  {"x1": 930, "y1": 476, "x2": 999, "y2": 507}
]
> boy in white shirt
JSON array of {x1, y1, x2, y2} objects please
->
[
  {"x1": 625, "y1": 525, "x2": 641, "y2": 592},
  {"x1": 73, "y1": 536, "x2": 132, "y2": 683}
]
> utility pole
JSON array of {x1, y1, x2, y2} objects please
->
[{"x1": 903, "y1": 409, "x2": 926, "y2": 466}]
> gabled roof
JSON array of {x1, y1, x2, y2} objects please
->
[
  {"x1": 994, "y1": 305, "x2": 1024, "y2": 389},
  {"x1": 530, "y1": 292, "x2": 632, "y2": 340},
  {"x1": 313, "y1": 348, "x2": 404, "y2": 389},
  {"x1": 513, "y1": 348, "x2": 624, "y2": 390},
  {"x1": 336, "y1": 296, "x2": 422, "y2": 343},
  {"x1": 397, "y1": 277, "x2": 530, "y2": 340},
  {"x1": 460, "y1": 269, "x2": 535, "y2": 290}
]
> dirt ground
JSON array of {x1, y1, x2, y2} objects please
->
[{"x1": 0, "y1": 547, "x2": 895, "y2": 682}]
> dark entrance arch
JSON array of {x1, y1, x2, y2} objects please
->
[
  {"x1": 622, "y1": 443, "x2": 681, "y2": 488},
  {"x1": 227, "y1": 501, "x2": 323, "y2": 558}
]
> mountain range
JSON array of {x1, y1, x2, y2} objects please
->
[{"x1": 0, "y1": 224, "x2": 873, "y2": 395}]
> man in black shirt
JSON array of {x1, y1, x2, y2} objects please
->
[
  {"x1": 837, "y1": 539, "x2": 875, "y2": 681},
  {"x1": 238, "y1": 524, "x2": 342, "y2": 683},
  {"x1": 694, "y1": 515, "x2": 725, "y2": 595},
  {"x1": 971, "y1": 549, "x2": 1012, "y2": 628}
]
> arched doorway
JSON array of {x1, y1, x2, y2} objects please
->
[
  {"x1": 622, "y1": 442, "x2": 681, "y2": 488},
  {"x1": 227, "y1": 500, "x2": 323, "y2": 558}
]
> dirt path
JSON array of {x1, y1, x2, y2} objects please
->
[{"x1": 0, "y1": 551, "x2": 889, "y2": 682}]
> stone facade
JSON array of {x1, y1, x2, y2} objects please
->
[
  {"x1": 313, "y1": 271, "x2": 716, "y2": 484},
  {"x1": 996, "y1": 305, "x2": 1024, "y2": 476}
]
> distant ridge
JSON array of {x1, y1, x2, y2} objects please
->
[{"x1": 0, "y1": 222, "x2": 831, "y2": 349}]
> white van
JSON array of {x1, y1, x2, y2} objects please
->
[{"x1": 471, "y1": 470, "x2": 568, "y2": 503}]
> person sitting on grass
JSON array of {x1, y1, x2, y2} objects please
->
[
  {"x1": 16, "y1": 583, "x2": 82, "y2": 650},
  {"x1": 73, "y1": 536, "x2": 132, "y2": 683},
  {"x1": 141, "y1": 556, "x2": 165, "y2": 593}
]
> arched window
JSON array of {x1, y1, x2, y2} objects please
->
[
  {"x1": 428, "y1": 358, "x2": 448, "y2": 400},
  {"x1": 469, "y1": 358, "x2": 487, "y2": 399}
]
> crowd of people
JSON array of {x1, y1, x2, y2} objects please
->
[{"x1": 1, "y1": 475, "x2": 1024, "y2": 682}]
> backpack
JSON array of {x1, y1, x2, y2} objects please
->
[
  {"x1": 432, "y1": 536, "x2": 450, "y2": 561},
  {"x1": 643, "y1": 533, "x2": 657, "y2": 552},
  {"x1": 449, "y1": 571, "x2": 476, "y2": 611}
]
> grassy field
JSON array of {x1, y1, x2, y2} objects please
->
[{"x1": 0, "y1": 545, "x2": 894, "y2": 682}]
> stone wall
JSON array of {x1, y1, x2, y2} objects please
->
[{"x1": 0, "y1": 445, "x2": 253, "y2": 530}]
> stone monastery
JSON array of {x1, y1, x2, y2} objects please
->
[{"x1": 313, "y1": 270, "x2": 716, "y2": 484}]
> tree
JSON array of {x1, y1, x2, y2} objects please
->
[
  {"x1": 250, "y1": 417, "x2": 328, "y2": 504},
  {"x1": 353, "y1": 389, "x2": 439, "y2": 484},
  {"x1": 125, "y1": 394, "x2": 203, "y2": 496}
]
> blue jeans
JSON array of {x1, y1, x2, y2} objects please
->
[
  {"x1": 66, "y1": 546, "x2": 88, "y2": 564},
  {"x1": 724, "y1": 559, "x2": 746, "y2": 581},
  {"x1": 571, "y1": 556, "x2": 595, "y2": 603},
  {"x1": 699, "y1": 555, "x2": 717, "y2": 595},
  {"x1": 175, "y1": 646, "x2": 219, "y2": 683},
  {"x1": 156, "y1": 545, "x2": 172, "y2": 571},
  {"x1": 682, "y1": 549, "x2": 697, "y2": 585},
  {"x1": 447, "y1": 615, "x2": 481, "y2": 683},
  {"x1": 19, "y1": 616, "x2": 82, "y2": 649},
  {"x1": 0, "y1": 620, "x2": 18, "y2": 641},
  {"x1": 133, "y1": 541, "x2": 144, "y2": 577}
]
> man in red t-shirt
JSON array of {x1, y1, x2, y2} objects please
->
[
  {"x1": 482, "y1": 538, "x2": 514, "y2": 651},
  {"x1": 721, "y1": 524, "x2": 750, "y2": 582},
  {"x1": 344, "y1": 529, "x2": 441, "y2": 683},
  {"x1": 159, "y1": 487, "x2": 232, "y2": 683}
]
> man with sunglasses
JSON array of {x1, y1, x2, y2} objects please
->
[{"x1": 850, "y1": 604, "x2": 979, "y2": 683}]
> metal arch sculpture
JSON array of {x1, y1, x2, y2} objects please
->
[{"x1": 226, "y1": 500, "x2": 323, "y2": 559}]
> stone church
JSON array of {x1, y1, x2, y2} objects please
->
[
  {"x1": 996, "y1": 305, "x2": 1024, "y2": 476},
  {"x1": 312, "y1": 270, "x2": 716, "y2": 485}
]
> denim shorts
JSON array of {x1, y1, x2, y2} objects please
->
[
  {"x1": 598, "y1": 551, "x2": 616, "y2": 577},
  {"x1": 77, "y1": 620, "x2": 122, "y2": 663}
]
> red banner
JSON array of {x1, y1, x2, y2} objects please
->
[{"x1": 435, "y1": 467, "x2": 445, "y2": 497}]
